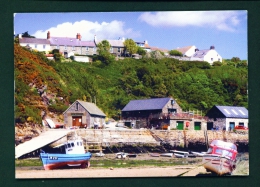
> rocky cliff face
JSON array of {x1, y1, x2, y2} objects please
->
[{"x1": 15, "y1": 123, "x2": 44, "y2": 146}]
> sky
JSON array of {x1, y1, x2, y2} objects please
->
[{"x1": 14, "y1": 11, "x2": 247, "y2": 60}]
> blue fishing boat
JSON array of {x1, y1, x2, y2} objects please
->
[{"x1": 40, "y1": 138, "x2": 92, "y2": 170}]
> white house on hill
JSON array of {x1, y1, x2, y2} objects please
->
[
  {"x1": 176, "y1": 45, "x2": 197, "y2": 57},
  {"x1": 190, "y1": 46, "x2": 222, "y2": 65}
]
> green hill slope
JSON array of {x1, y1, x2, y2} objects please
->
[{"x1": 14, "y1": 44, "x2": 248, "y2": 124}]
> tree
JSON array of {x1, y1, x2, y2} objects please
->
[
  {"x1": 169, "y1": 50, "x2": 182, "y2": 56},
  {"x1": 21, "y1": 31, "x2": 35, "y2": 38},
  {"x1": 97, "y1": 40, "x2": 111, "y2": 54},
  {"x1": 96, "y1": 40, "x2": 115, "y2": 65},
  {"x1": 124, "y1": 39, "x2": 138, "y2": 57},
  {"x1": 137, "y1": 46, "x2": 146, "y2": 56}
]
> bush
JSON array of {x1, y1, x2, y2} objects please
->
[
  {"x1": 169, "y1": 50, "x2": 183, "y2": 56},
  {"x1": 48, "y1": 104, "x2": 68, "y2": 114}
]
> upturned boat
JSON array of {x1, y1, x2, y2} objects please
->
[
  {"x1": 202, "y1": 140, "x2": 237, "y2": 175},
  {"x1": 40, "y1": 138, "x2": 92, "y2": 170}
]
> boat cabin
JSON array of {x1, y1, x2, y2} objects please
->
[
  {"x1": 65, "y1": 139, "x2": 85, "y2": 154},
  {"x1": 206, "y1": 140, "x2": 237, "y2": 160}
]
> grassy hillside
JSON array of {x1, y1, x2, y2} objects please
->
[{"x1": 14, "y1": 44, "x2": 248, "y2": 124}]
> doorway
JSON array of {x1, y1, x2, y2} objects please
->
[
  {"x1": 72, "y1": 116, "x2": 82, "y2": 127},
  {"x1": 229, "y1": 122, "x2": 235, "y2": 131},
  {"x1": 207, "y1": 122, "x2": 213, "y2": 130}
]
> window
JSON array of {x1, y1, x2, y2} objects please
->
[
  {"x1": 211, "y1": 58, "x2": 213, "y2": 61},
  {"x1": 110, "y1": 47, "x2": 113, "y2": 53},
  {"x1": 76, "y1": 103, "x2": 79, "y2": 111},
  {"x1": 93, "y1": 47, "x2": 96, "y2": 52},
  {"x1": 238, "y1": 122, "x2": 244, "y2": 127},
  {"x1": 43, "y1": 45, "x2": 45, "y2": 49},
  {"x1": 64, "y1": 45, "x2": 67, "y2": 49},
  {"x1": 56, "y1": 45, "x2": 59, "y2": 49},
  {"x1": 71, "y1": 143, "x2": 74, "y2": 147},
  {"x1": 118, "y1": 48, "x2": 120, "y2": 52},
  {"x1": 35, "y1": 44, "x2": 37, "y2": 48},
  {"x1": 72, "y1": 46, "x2": 75, "y2": 50},
  {"x1": 86, "y1": 47, "x2": 89, "y2": 51}
]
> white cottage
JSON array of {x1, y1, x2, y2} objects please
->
[
  {"x1": 176, "y1": 45, "x2": 197, "y2": 57},
  {"x1": 63, "y1": 100, "x2": 106, "y2": 128},
  {"x1": 190, "y1": 46, "x2": 222, "y2": 65},
  {"x1": 19, "y1": 35, "x2": 51, "y2": 53}
]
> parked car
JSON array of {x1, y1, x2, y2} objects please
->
[{"x1": 235, "y1": 125, "x2": 248, "y2": 130}]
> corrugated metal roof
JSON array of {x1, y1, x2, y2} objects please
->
[
  {"x1": 19, "y1": 37, "x2": 50, "y2": 44},
  {"x1": 122, "y1": 97, "x2": 171, "y2": 111},
  {"x1": 215, "y1": 106, "x2": 248, "y2": 118},
  {"x1": 77, "y1": 100, "x2": 106, "y2": 116}
]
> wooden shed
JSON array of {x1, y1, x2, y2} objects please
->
[{"x1": 63, "y1": 100, "x2": 106, "y2": 128}]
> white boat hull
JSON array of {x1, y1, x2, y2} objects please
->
[
  {"x1": 160, "y1": 153, "x2": 173, "y2": 157},
  {"x1": 202, "y1": 154, "x2": 236, "y2": 175}
]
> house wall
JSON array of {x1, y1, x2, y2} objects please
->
[
  {"x1": 50, "y1": 45, "x2": 97, "y2": 56},
  {"x1": 204, "y1": 50, "x2": 222, "y2": 64},
  {"x1": 74, "y1": 56, "x2": 90, "y2": 63},
  {"x1": 185, "y1": 46, "x2": 196, "y2": 57},
  {"x1": 162, "y1": 99, "x2": 182, "y2": 114},
  {"x1": 207, "y1": 117, "x2": 248, "y2": 131},
  {"x1": 20, "y1": 43, "x2": 51, "y2": 52}
]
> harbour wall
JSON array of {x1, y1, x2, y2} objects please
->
[{"x1": 51, "y1": 129, "x2": 248, "y2": 153}]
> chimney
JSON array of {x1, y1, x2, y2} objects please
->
[
  {"x1": 94, "y1": 35, "x2": 97, "y2": 42},
  {"x1": 76, "y1": 33, "x2": 81, "y2": 40},
  {"x1": 47, "y1": 31, "x2": 50, "y2": 39},
  {"x1": 210, "y1": 46, "x2": 215, "y2": 50},
  {"x1": 195, "y1": 48, "x2": 199, "y2": 52},
  {"x1": 144, "y1": 40, "x2": 148, "y2": 44}
]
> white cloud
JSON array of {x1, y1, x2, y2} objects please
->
[
  {"x1": 33, "y1": 20, "x2": 140, "y2": 40},
  {"x1": 138, "y1": 11, "x2": 245, "y2": 32}
]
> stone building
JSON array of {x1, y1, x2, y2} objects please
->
[
  {"x1": 63, "y1": 100, "x2": 106, "y2": 128},
  {"x1": 205, "y1": 105, "x2": 248, "y2": 131}
]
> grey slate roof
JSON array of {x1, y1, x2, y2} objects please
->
[
  {"x1": 48, "y1": 37, "x2": 95, "y2": 47},
  {"x1": 192, "y1": 49, "x2": 210, "y2": 58},
  {"x1": 122, "y1": 98, "x2": 171, "y2": 111},
  {"x1": 19, "y1": 38, "x2": 50, "y2": 44},
  {"x1": 63, "y1": 100, "x2": 106, "y2": 117},
  {"x1": 77, "y1": 100, "x2": 106, "y2": 116},
  {"x1": 95, "y1": 39, "x2": 124, "y2": 47},
  {"x1": 215, "y1": 105, "x2": 248, "y2": 118}
]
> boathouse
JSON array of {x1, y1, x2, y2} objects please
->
[
  {"x1": 63, "y1": 100, "x2": 106, "y2": 128},
  {"x1": 205, "y1": 105, "x2": 248, "y2": 131},
  {"x1": 122, "y1": 97, "x2": 182, "y2": 129}
]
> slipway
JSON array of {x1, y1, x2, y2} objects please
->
[{"x1": 15, "y1": 129, "x2": 70, "y2": 159}]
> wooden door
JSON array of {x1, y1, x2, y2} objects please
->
[{"x1": 72, "y1": 116, "x2": 82, "y2": 127}]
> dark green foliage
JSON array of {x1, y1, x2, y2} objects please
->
[
  {"x1": 96, "y1": 40, "x2": 115, "y2": 65},
  {"x1": 137, "y1": 47, "x2": 147, "y2": 56},
  {"x1": 21, "y1": 31, "x2": 35, "y2": 38},
  {"x1": 169, "y1": 50, "x2": 183, "y2": 56}
]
